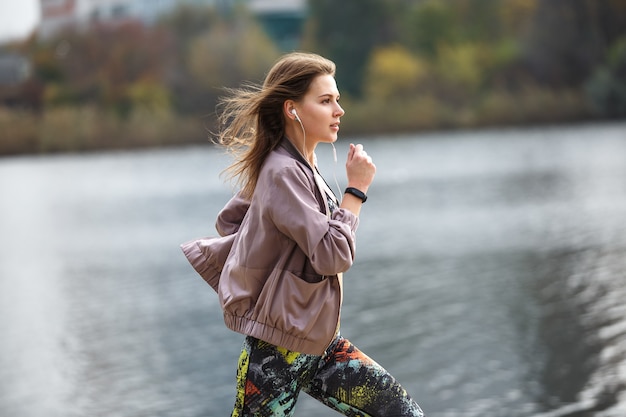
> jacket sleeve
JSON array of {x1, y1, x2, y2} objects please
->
[
  {"x1": 180, "y1": 234, "x2": 236, "y2": 292},
  {"x1": 181, "y1": 192, "x2": 248, "y2": 292},
  {"x1": 266, "y1": 165, "x2": 359, "y2": 276},
  {"x1": 216, "y1": 192, "x2": 250, "y2": 237}
]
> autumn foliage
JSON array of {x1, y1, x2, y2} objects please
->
[{"x1": 1, "y1": 0, "x2": 625, "y2": 154}]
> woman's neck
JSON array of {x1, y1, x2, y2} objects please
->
[{"x1": 285, "y1": 132, "x2": 315, "y2": 166}]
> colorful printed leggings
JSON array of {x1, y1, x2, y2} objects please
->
[{"x1": 230, "y1": 334, "x2": 424, "y2": 417}]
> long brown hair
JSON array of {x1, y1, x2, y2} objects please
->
[{"x1": 215, "y1": 52, "x2": 336, "y2": 199}]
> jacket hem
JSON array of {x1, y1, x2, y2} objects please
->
[{"x1": 223, "y1": 312, "x2": 331, "y2": 356}]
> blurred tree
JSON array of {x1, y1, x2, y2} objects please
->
[
  {"x1": 37, "y1": 22, "x2": 173, "y2": 116},
  {"x1": 158, "y1": 5, "x2": 220, "y2": 115},
  {"x1": 436, "y1": 42, "x2": 490, "y2": 96},
  {"x1": 187, "y1": 10, "x2": 280, "y2": 90},
  {"x1": 585, "y1": 36, "x2": 626, "y2": 117},
  {"x1": 159, "y1": 5, "x2": 219, "y2": 47},
  {"x1": 453, "y1": 0, "x2": 504, "y2": 41},
  {"x1": 126, "y1": 80, "x2": 171, "y2": 113},
  {"x1": 402, "y1": 0, "x2": 513, "y2": 57},
  {"x1": 28, "y1": 43, "x2": 64, "y2": 84},
  {"x1": 305, "y1": 0, "x2": 393, "y2": 97},
  {"x1": 365, "y1": 45, "x2": 428, "y2": 100},
  {"x1": 403, "y1": 0, "x2": 457, "y2": 57},
  {"x1": 499, "y1": 0, "x2": 537, "y2": 37},
  {"x1": 524, "y1": 0, "x2": 626, "y2": 87}
]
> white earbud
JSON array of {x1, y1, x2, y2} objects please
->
[{"x1": 291, "y1": 108, "x2": 300, "y2": 121}]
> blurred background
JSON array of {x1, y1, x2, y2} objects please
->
[
  {"x1": 0, "y1": 1, "x2": 625, "y2": 416},
  {"x1": 0, "y1": 0, "x2": 625, "y2": 153}
]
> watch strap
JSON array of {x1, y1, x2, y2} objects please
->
[{"x1": 344, "y1": 187, "x2": 368, "y2": 203}]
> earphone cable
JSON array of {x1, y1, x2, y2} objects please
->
[
  {"x1": 330, "y1": 142, "x2": 342, "y2": 200},
  {"x1": 297, "y1": 117, "x2": 342, "y2": 202},
  {"x1": 296, "y1": 117, "x2": 308, "y2": 163}
]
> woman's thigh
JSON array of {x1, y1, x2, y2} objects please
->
[
  {"x1": 303, "y1": 336, "x2": 424, "y2": 417},
  {"x1": 230, "y1": 336, "x2": 319, "y2": 417}
]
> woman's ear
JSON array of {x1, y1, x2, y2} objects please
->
[{"x1": 283, "y1": 100, "x2": 297, "y2": 120}]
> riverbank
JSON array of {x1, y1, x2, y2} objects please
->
[
  {"x1": 0, "y1": 106, "x2": 207, "y2": 156},
  {"x1": 0, "y1": 88, "x2": 610, "y2": 156}
]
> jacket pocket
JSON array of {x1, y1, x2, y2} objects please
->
[{"x1": 254, "y1": 270, "x2": 339, "y2": 344}]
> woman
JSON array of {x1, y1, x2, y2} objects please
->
[{"x1": 181, "y1": 52, "x2": 424, "y2": 417}]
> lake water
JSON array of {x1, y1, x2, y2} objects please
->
[{"x1": 1, "y1": 122, "x2": 625, "y2": 417}]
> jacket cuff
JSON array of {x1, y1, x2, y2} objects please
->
[
  {"x1": 332, "y1": 208, "x2": 360, "y2": 232},
  {"x1": 180, "y1": 239, "x2": 220, "y2": 292}
]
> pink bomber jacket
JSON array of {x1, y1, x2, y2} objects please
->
[{"x1": 180, "y1": 137, "x2": 360, "y2": 355}]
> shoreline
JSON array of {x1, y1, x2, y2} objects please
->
[
  {"x1": 0, "y1": 105, "x2": 620, "y2": 158},
  {"x1": 3, "y1": 120, "x2": 623, "y2": 162}
]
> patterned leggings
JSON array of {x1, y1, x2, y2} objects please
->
[{"x1": 230, "y1": 334, "x2": 424, "y2": 417}]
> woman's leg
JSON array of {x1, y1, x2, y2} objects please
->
[
  {"x1": 230, "y1": 336, "x2": 319, "y2": 417},
  {"x1": 303, "y1": 336, "x2": 424, "y2": 417}
]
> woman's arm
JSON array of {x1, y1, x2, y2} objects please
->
[{"x1": 267, "y1": 165, "x2": 359, "y2": 276}]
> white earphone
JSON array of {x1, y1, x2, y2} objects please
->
[{"x1": 291, "y1": 108, "x2": 300, "y2": 121}]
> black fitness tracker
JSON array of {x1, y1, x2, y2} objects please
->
[{"x1": 344, "y1": 187, "x2": 368, "y2": 203}]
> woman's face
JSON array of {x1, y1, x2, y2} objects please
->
[{"x1": 297, "y1": 74, "x2": 344, "y2": 145}]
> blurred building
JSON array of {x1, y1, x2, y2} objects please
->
[
  {"x1": 250, "y1": 0, "x2": 306, "y2": 51},
  {"x1": 0, "y1": 53, "x2": 31, "y2": 85},
  {"x1": 38, "y1": 0, "x2": 306, "y2": 46},
  {"x1": 39, "y1": 0, "x2": 214, "y2": 38}
]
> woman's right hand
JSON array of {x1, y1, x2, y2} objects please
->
[
  {"x1": 341, "y1": 143, "x2": 376, "y2": 216},
  {"x1": 345, "y1": 143, "x2": 376, "y2": 193}
]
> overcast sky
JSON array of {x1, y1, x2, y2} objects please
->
[{"x1": 0, "y1": 1, "x2": 40, "y2": 43}]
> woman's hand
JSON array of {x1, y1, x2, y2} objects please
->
[
  {"x1": 341, "y1": 143, "x2": 376, "y2": 216},
  {"x1": 345, "y1": 143, "x2": 376, "y2": 193}
]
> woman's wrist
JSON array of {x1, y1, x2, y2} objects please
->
[
  {"x1": 344, "y1": 187, "x2": 368, "y2": 203},
  {"x1": 346, "y1": 183, "x2": 369, "y2": 194}
]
